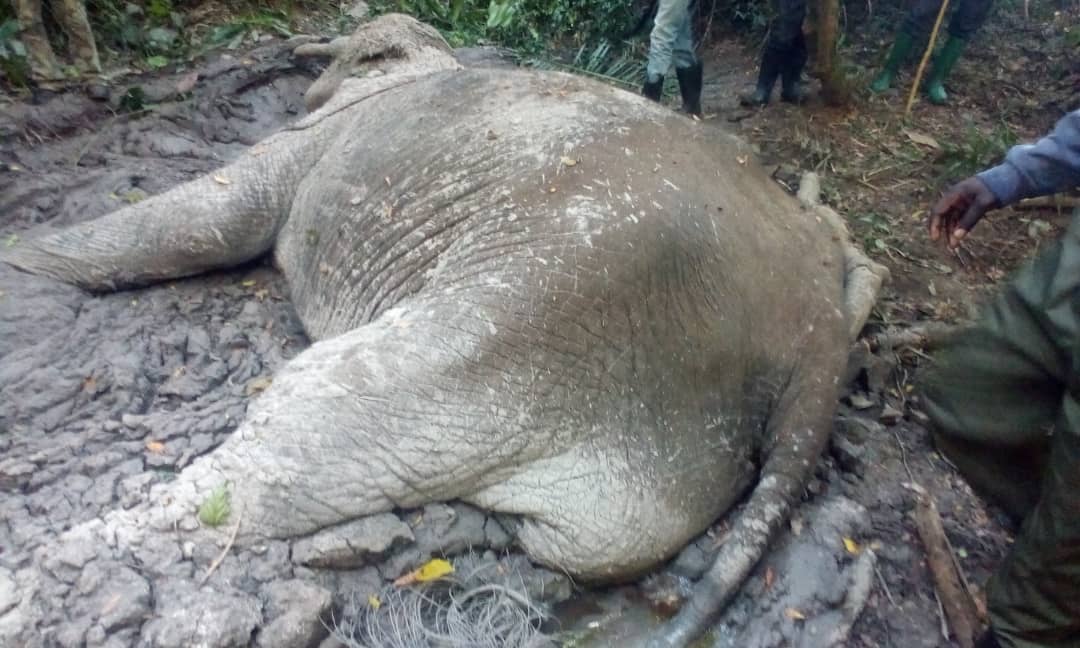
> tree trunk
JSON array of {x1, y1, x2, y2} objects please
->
[{"x1": 811, "y1": 0, "x2": 851, "y2": 105}]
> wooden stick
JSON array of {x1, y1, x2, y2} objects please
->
[
  {"x1": 199, "y1": 515, "x2": 242, "y2": 586},
  {"x1": 904, "y1": 0, "x2": 951, "y2": 116},
  {"x1": 1014, "y1": 195, "x2": 1080, "y2": 210},
  {"x1": 913, "y1": 492, "x2": 980, "y2": 648}
]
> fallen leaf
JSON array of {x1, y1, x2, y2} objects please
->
[
  {"x1": 843, "y1": 536, "x2": 861, "y2": 555},
  {"x1": 349, "y1": 196, "x2": 363, "y2": 206},
  {"x1": 903, "y1": 129, "x2": 941, "y2": 150},
  {"x1": 367, "y1": 594, "x2": 381, "y2": 610},
  {"x1": 764, "y1": 566, "x2": 776, "y2": 591},
  {"x1": 394, "y1": 558, "x2": 455, "y2": 587},
  {"x1": 384, "y1": 177, "x2": 391, "y2": 188},
  {"x1": 175, "y1": 71, "x2": 199, "y2": 94},
  {"x1": 82, "y1": 376, "x2": 97, "y2": 392},
  {"x1": 790, "y1": 518, "x2": 804, "y2": 536},
  {"x1": 213, "y1": 175, "x2": 232, "y2": 185},
  {"x1": 928, "y1": 281, "x2": 937, "y2": 297},
  {"x1": 549, "y1": 187, "x2": 557, "y2": 193},
  {"x1": 784, "y1": 607, "x2": 807, "y2": 621},
  {"x1": 560, "y1": 156, "x2": 578, "y2": 167},
  {"x1": 246, "y1": 377, "x2": 273, "y2": 395},
  {"x1": 146, "y1": 441, "x2": 166, "y2": 454},
  {"x1": 241, "y1": 279, "x2": 257, "y2": 287},
  {"x1": 254, "y1": 289, "x2": 269, "y2": 300}
]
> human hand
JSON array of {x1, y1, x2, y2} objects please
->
[{"x1": 928, "y1": 177, "x2": 1000, "y2": 249}]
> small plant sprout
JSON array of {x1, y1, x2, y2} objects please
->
[{"x1": 199, "y1": 484, "x2": 231, "y2": 527}]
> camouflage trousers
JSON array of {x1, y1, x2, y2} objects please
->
[
  {"x1": 14, "y1": 0, "x2": 101, "y2": 81},
  {"x1": 922, "y1": 212, "x2": 1080, "y2": 647}
]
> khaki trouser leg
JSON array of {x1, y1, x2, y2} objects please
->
[
  {"x1": 52, "y1": 0, "x2": 101, "y2": 74},
  {"x1": 14, "y1": 0, "x2": 64, "y2": 81}
]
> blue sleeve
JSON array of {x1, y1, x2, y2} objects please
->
[{"x1": 977, "y1": 110, "x2": 1080, "y2": 206}]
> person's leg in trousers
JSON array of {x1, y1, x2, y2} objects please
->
[
  {"x1": 14, "y1": 0, "x2": 63, "y2": 82},
  {"x1": 870, "y1": 0, "x2": 942, "y2": 93},
  {"x1": 644, "y1": 0, "x2": 693, "y2": 101},
  {"x1": 925, "y1": 0, "x2": 993, "y2": 104},
  {"x1": 741, "y1": 0, "x2": 804, "y2": 105},
  {"x1": 53, "y1": 0, "x2": 101, "y2": 75},
  {"x1": 671, "y1": 11, "x2": 703, "y2": 115},
  {"x1": 924, "y1": 213, "x2": 1080, "y2": 646}
]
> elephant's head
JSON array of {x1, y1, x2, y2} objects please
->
[{"x1": 293, "y1": 13, "x2": 460, "y2": 112}]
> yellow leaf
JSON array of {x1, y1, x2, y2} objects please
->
[
  {"x1": 367, "y1": 594, "x2": 381, "y2": 610},
  {"x1": 784, "y1": 607, "x2": 806, "y2": 621},
  {"x1": 246, "y1": 377, "x2": 273, "y2": 395},
  {"x1": 213, "y1": 175, "x2": 231, "y2": 185},
  {"x1": 241, "y1": 279, "x2": 257, "y2": 287},
  {"x1": 560, "y1": 156, "x2": 578, "y2": 167},
  {"x1": 415, "y1": 558, "x2": 454, "y2": 582},
  {"x1": 393, "y1": 558, "x2": 454, "y2": 586},
  {"x1": 843, "y1": 537, "x2": 861, "y2": 555},
  {"x1": 146, "y1": 441, "x2": 165, "y2": 454}
]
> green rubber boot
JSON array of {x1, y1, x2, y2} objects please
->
[
  {"x1": 869, "y1": 30, "x2": 915, "y2": 93},
  {"x1": 925, "y1": 36, "x2": 967, "y2": 105}
]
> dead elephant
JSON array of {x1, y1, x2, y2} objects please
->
[{"x1": 0, "y1": 13, "x2": 887, "y2": 646}]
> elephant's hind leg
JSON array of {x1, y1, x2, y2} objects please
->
[{"x1": 145, "y1": 301, "x2": 555, "y2": 542}]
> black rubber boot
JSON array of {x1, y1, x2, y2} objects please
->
[
  {"x1": 642, "y1": 75, "x2": 664, "y2": 103},
  {"x1": 675, "y1": 62, "x2": 703, "y2": 116},
  {"x1": 740, "y1": 48, "x2": 782, "y2": 107}
]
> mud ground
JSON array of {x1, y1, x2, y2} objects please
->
[{"x1": 0, "y1": 19, "x2": 1019, "y2": 648}]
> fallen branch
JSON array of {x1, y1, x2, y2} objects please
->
[
  {"x1": 863, "y1": 322, "x2": 957, "y2": 353},
  {"x1": 912, "y1": 490, "x2": 980, "y2": 648},
  {"x1": 905, "y1": 0, "x2": 951, "y2": 116},
  {"x1": 1014, "y1": 195, "x2": 1080, "y2": 210},
  {"x1": 199, "y1": 515, "x2": 242, "y2": 586}
]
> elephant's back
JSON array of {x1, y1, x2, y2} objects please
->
[{"x1": 277, "y1": 67, "x2": 843, "y2": 344}]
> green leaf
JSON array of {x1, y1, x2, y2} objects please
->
[{"x1": 145, "y1": 55, "x2": 169, "y2": 69}]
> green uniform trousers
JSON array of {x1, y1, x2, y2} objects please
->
[{"x1": 922, "y1": 213, "x2": 1080, "y2": 648}]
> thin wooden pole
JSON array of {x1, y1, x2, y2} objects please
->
[{"x1": 904, "y1": 0, "x2": 951, "y2": 116}]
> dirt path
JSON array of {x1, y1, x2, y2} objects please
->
[{"x1": 2, "y1": 7, "x2": 1064, "y2": 645}]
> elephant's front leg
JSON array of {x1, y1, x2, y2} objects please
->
[{"x1": 0, "y1": 124, "x2": 330, "y2": 292}]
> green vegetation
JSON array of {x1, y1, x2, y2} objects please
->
[
  {"x1": 938, "y1": 121, "x2": 1018, "y2": 180},
  {"x1": 198, "y1": 484, "x2": 232, "y2": 527}
]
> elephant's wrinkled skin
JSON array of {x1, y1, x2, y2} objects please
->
[{"x1": 0, "y1": 14, "x2": 884, "y2": 646}]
